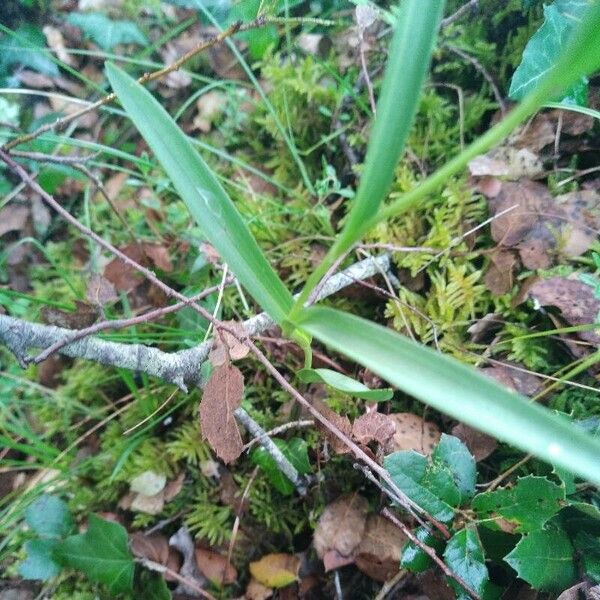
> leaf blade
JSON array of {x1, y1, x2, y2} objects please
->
[
  {"x1": 298, "y1": 306, "x2": 600, "y2": 485},
  {"x1": 105, "y1": 63, "x2": 293, "y2": 323}
]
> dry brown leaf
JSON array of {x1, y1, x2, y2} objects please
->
[
  {"x1": 451, "y1": 423, "x2": 497, "y2": 462},
  {"x1": 485, "y1": 249, "x2": 518, "y2": 296},
  {"x1": 86, "y1": 273, "x2": 118, "y2": 306},
  {"x1": 102, "y1": 171, "x2": 128, "y2": 203},
  {"x1": 312, "y1": 398, "x2": 352, "y2": 454},
  {"x1": 43, "y1": 25, "x2": 74, "y2": 66},
  {"x1": 245, "y1": 577, "x2": 274, "y2": 600},
  {"x1": 41, "y1": 300, "x2": 99, "y2": 329},
  {"x1": 209, "y1": 321, "x2": 250, "y2": 366},
  {"x1": 37, "y1": 355, "x2": 66, "y2": 389},
  {"x1": 249, "y1": 553, "x2": 300, "y2": 589},
  {"x1": 130, "y1": 532, "x2": 181, "y2": 581},
  {"x1": 193, "y1": 91, "x2": 226, "y2": 133},
  {"x1": 195, "y1": 547, "x2": 237, "y2": 585},
  {"x1": 49, "y1": 95, "x2": 96, "y2": 128},
  {"x1": 481, "y1": 364, "x2": 543, "y2": 397},
  {"x1": 469, "y1": 147, "x2": 543, "y2": 180},
  {"x1": 529, "y1": 277, "x2": 600, "y2": 346},
  {"x1": 355, "y1": 515, "x2": 406, "y2": 582},
  {"x1": 385, "y1": 413, "x2": 441, "y2": 455},
  {"x1": 17, "y1": 70, "x2": 55, "y2": 88},
  {"x1": 313, "y1": 494, "x2": 369, "y2": 562},
  {"x1": 163, "y1": 472, "x2": 185, "y2": 502},
  {"x1": 143, "y1": 243, "x2": 173, "y2": 272},
  {"x1": 103, "y1": 243, "x2": 146, "y2": 291},
  {"x1": 351, "y1": 411, "x2": 396, "y2": 446},
  {"x1": 208, "y1": 40, "x2": 246, "y2": 80},
  {"x1": 199, "y1": 364, "x2": 244, "y2": 464},
  {"x1": 0, "y1": 205, "x2": 29, "y2": 237},
  {"x1": 322, "y1": 549, "x2": 355, "y2": 571}
]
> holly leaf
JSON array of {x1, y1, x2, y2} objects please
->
[
  {"x1": 25, "y1": 495, "x2": 73, "y2": 539},
  {"x1": 19, "y1": 539, "x2": 61, "y2": 581},
  {"x1": 504, "y1": 528, "x2": 576, "y2": 591},
  {"x1": 54, "y1": 514, "x2": 134, "y2": 595},
  {"x1": 298, "y1": 368, "x2": 393, "y2": 401},
  {"x1": 67, "y1": 13, "x2": 147, "y2": 51},
  {"x1": 384, "y1": 450, "x2": 458, "y2": 523},
  {"x1": 472, "y1": 475, "x2": 565, "y2": 532},
  {"x1": 443, "y1": 527, "x2": 488, "y2": 600},
  {"x1": 252, "y1": 437, "x2": 312, "y2": 495},
  {"x1": 401, "y1": 525, "x2": 444, "y2": 573},
  {"x1": 510, "y1": 0, "x2": 590, "y2": 105},
  {"x1": 432, "y1": 434, "x2": 476, "y2": 502}
]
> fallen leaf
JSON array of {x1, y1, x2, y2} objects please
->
[
  {"x1": 86, "y1": 273, "x2": 118, "y2": 306},
  {"x1": 199, "y1": 364, "x2": 244, "y2": 464},
  {"x1": 130, "y1": 471, "x2": 166, "y2": 496},
  {"x1": 312, "y1": 398, "x2": 352, "y2": 454},
  {"x1": 102, "y1": 171, "x2": 128, "y2": 203},
  {"x1": 529, "y1": 277, "x2": 600, "y2": 345},
  {"x1": 41, "y1": 300, "x2": 99, "y2": 329},
  {"x1": 355, "y1": 515, "x2": 406, "y2": 582},
  {"x1": 485, "y1": 249, "x2": 518, "y2": 295},
  {"x1": 474, "y1": 175, "x2": 503, "y2": 198},
  {"x1": 469, "y1": 147, "x2": 543, "y2": 180},
  {"x1": 208, "y1": 38, "x2": 246, "y2": 80},
  {"x1": 351, "y1": 411, "x2": 396, "y2": 446},
  {"x1": 0, "y1": 204, "x2": 29, "y2": 237},
  {"x1": 143, "y1": 243, "x2": 172, "y2": 272},
  {"x1": 163, "y1": 472, "x2": 185, "y2": 502},
  {"x1": 43, "y1": 25, "x2": 74, "y2": 65},
  {"x1": 249, "y1": 553, "x2": 300, "y2": 588},
  {"x1": 130, "y1": 492, "x2": 164, "y2": 515},
  {"x1": 209, "y1": 321, "x2": 250, "y2": 366},
  {"x1": 37, "y1": 355, "x2": 66, "y2": 388},
  {"x1": 481, "y1": 364, "x2": 543, "y2": 397},
  {"x1": 451, "y1": 423, "x2": 497, "y2": 462},
  {"x1": 195, "y1": 547, "x2": 237, "y2": 585},
  {"x1": 245, "y1": 577, "x2": 273, "y2": 600},
  {"x1": 17, "y1": 70, "x2": 55, "y2": 88},
  {"x1": 322, "y1": 549, "x2": 355, "y2": 571},
  {"x1": 385, "y1": 413, "x2": 441, "y2": 455},
  {"x1": 193, "y1": 91, "x2": 226, "y2": 133},
  {"x1": 103, "y1": 243, "x2": 146, "y2": 292},
  {"x1": 313, "y1": 494, "x2": 369, "y2": 562},
  {"x1": 130, "y1": 533, "x2": 181, "y2": 581}
]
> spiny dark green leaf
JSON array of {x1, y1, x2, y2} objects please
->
[
  {"x1": 401, "y1": 525, "x2": 444, "y2": 573},
  {"x1": 432, "y1": 434, "x2": 476, "y2": 502},
  {"x1": 443, "y1": 527, "x2": 488, "y2": 600}
]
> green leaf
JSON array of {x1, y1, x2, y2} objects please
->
[
  {"x1": 401, "y1": 525, "x2": 444, "y2": 572},
  {"x1": 443, "y1": 527, "x2": 488, "y2": 600},
  {"x1": 252, "y1": 438, "x2": 311, "y2": 495},
  {"x1": 504, "y1": 528, "x2": 576, "y2": 591},
  {"x1": 338, "y1": 0, "x2": 445, "y2": 244},
  {"x1": 25, "y1": 495, "x2": 73, "y2": 539},
  {"x1": 298, "y1": 306, "x2": 600, "y2": 486},
  {"x1": 384, "y1": 451, "x2": 459, "y2": 523},
  {"x1": 0, "y1": 25, "x2": 59, "y2": 76},
  {"x1": 574, "y1": 531, "x2": 600, "y2": 581},
  {"x1": 297, "y1": 368, "x2": 393, "y2": 401},
  {"x1": 473, "y1": 476, "x2": 565, "y2": 533},
  {"x1": 137, "y1": 569, "x2": 172, "y2": 600},
  {"x1": 67, "y1": 13, "x2": 147, "y2": 51},
  {"x1": 19, "y1": 539, "x2": 61, "y2": 581},
  {"x1": 228, "y1": 0, "x2": 280, "y2": 59},
  {"x1": 54, "y1": 514, "x2": 134, "y2": 595},
  {"x1": 106, "y1": 63, "x2": 293, "y2": 324},
  {"x1": 432, "y1": 434, "x2": 476, "y2": 502},
  {"x1": 509, "y1": 1, "x2": 591, "y2": 105}
]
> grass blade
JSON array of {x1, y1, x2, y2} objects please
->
[
  {"x1": 105, "y1": 62, "x2": 293, "y2": 323},
  {"x1": 299, "y1": 306, "x2": 600, "y2": 486}
]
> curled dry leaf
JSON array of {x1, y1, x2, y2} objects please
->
[
  {"x1": 143, "y1": 244, "x2": 172, "y2": 272},
  {"x1": 385, "y1": 413, "x2": 441, "y2": 455},
  {"x1": 313, "y1": 494, "x2": 369, "y2": 564},
  {"x1": 249, "y1": 553, "x2": 300, "y2": 589},
  {"x1": 351, "y1": 411, "x2": 396, "y2": 446},
  {"x1": 130, "y1": 533, "x2": 182, "y2": 581},
  {"x1": 451, "y1": 423, "x2": 497, "y2": 462},
  {"x1": 209, "y1": 321, "x2": 250, "y2": 366},
  {"x1": 355, "y1": 515, "x2": 406, "y2": 582},
  {"x1": 195, "y1": 547, "x2": 237, "y2": 585},
  {"x1": 528, "y1": 277, "x2": 600, "y2": 346},
  {"x1": 199, "y1": 364, "x2": 244, "y2": 464},
  {"x1": 41, "y1": 300, "x2": 99, "y2": 329}
]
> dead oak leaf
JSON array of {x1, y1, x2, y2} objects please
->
[
  {"x1": 199, "y1": 364, "x2": 244, "y2": 464},
  {"x1": 313, "y1": 494, "x2": 369, "y2": 562},
  {"x1": 351, "y1": 411, "x2": 396, "y2": 446}
]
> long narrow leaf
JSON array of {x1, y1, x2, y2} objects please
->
[
  {"x1": 105, "y1": 63, "x2": 293, "y2": 323},
  {"x1": 299, "y1": 306, "x2": 600, "y2": 486},
  {"x1": 339, "y1": 0, "x2": 445, "y2": 243}
]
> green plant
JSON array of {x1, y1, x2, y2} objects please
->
[{"x1": 106, "y1": 0, "x2": 600, "y2": 486}]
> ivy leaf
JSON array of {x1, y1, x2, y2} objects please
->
[
  {"x1": 401, "y1": 525, "x2": 444, "y2": 573},
  {"x1": 19, "y1": 539, "x2": 61, "y2": 581},
  {"x1": 384, "y1": 450, "x2": 458, "y2": 523},
  {"x1": 297, "y1": 368, "x2": 393, "y2": 402},
  {"x1": 510, "y1": 0, "x2": 590, "y2": 105},
  {"x1": 54, "y1": 514, "x2": 134, "y2": 595},
  {"x1": 504, "y1": 528, "x2": 576, "y2": 591},
  {"x1": 252, "y1": 437, "x2": 311, "y2": 495},
  {"x1": 472, "y1": 475, "x2": 565, "y2": 532},
  {"x1": 25, "y1": 495, "x2": 73, "y2": 539},
  {"x1": 67, "y1": 13, "x2": 147, "y2": 51},
  {"x1": 443, "y1": 527, "x2": 489, "y2": 600},
  {"x1": 432, "y1": 434, "x2": 476, "y2": 502}
]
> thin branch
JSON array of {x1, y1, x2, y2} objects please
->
[
  {"x1": 441, "y1": 0, "x2": 479, "y2": 28},
  {"x1": 9, "y1": 150, "x2": 98, "y2": 164},
  {"x1": 382, "y1": 508, "x2": 481, "y2": 600}
]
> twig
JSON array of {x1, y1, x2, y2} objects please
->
[
  {"x1": 441, "y1": 0, "x2": 479, "y2": 28},
  {"x1": 382, "y1": 508, "x2": 481, "y2": 600},
  {"x1": 9, "y1": 150, "x2": 98, "y2": 164},
  {"x1": 373, "y1": 569, "x2": 408, "y2": 600},
  {"x1": 242, "y1": 419, "x2": 314, "y2": 451}
]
